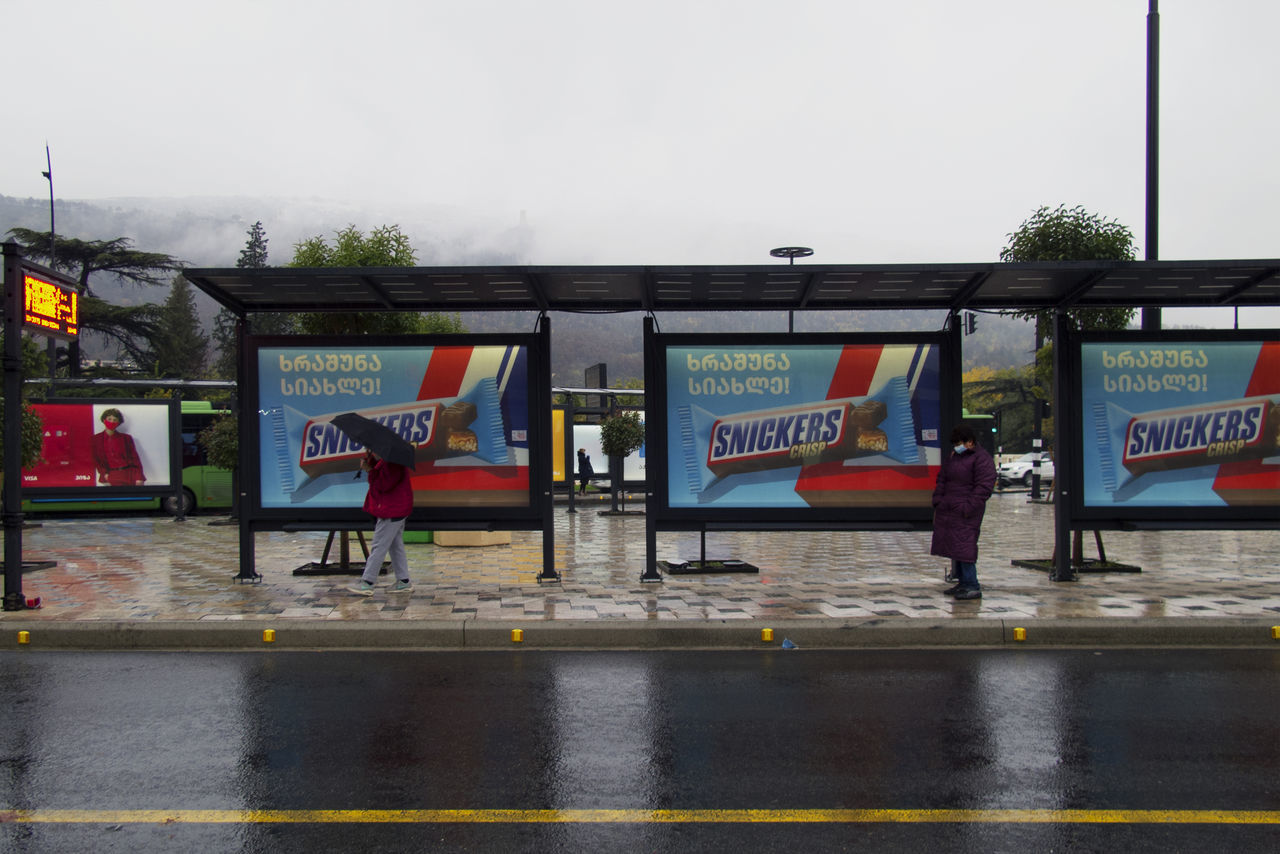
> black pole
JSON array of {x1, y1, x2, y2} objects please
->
[
  {"x1": 43, "y1": 145, "x2": 57, "y2": 384},
  {"x1": 42, "y1": 144, "x2": 55, "y2": 262},
  {"x1": 1050, "y1": 309, "x2": 1077, "y2": 582},
  {"x1": 3, "y1": 243, "x2": 28, "y2": 609},
  {"x1": 641, "y1": 315, "x2": 662, "y2": 582},
  {"x1": 537, "y1": 315, "x2": 559, "y2": 581},
  {"x1": 1031, "y1": 325, "x2": 1045, "y2": 499},
  {"x1": 1142, "y1": 0, "x2": 1161, "y2": 331}
]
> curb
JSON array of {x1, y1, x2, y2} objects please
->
[{"x1": 4, "y1": 618, "x2": 1277, "y2": 651}]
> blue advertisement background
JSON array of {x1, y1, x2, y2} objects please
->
[
  {"x1": 257, "y1": 344, "x2": 526, "y2": 509},
  {"x1": 1080, "y1": 341, "x2": 1269, "y2": 506},
  {"x1": 665, "y1": 343, "x2": 939, "y2": 508}
]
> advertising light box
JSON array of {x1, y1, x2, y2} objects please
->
[
  {"x1": 650, "y1": 333, "x2": 946, "y2": 523},
  {"x1": 21, "y1": 399, "x2": 177, "y2": 494},
  {"x1": 250, "y1": 336, "x2": 540, "y2": 520},
  {"x1": 1075, "y1": 332, "x2": 1280, "y2": 520}
]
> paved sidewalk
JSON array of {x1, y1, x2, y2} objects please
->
[{"x1": 3, "y1": 491, "x2": 1278, "y2": 648}]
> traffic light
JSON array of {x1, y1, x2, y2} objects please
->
[{"x1": 963, "y1": 311, "x2": 977, "y2": 335}]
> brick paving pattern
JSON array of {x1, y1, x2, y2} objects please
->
[{"x1": 5, "y1": 491, "x2": 1278, "y2": 624}]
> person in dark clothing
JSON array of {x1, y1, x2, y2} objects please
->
[
  {"x1": 576, "y1": 448, "x2": 594, "y2": 495},
  {"x1": 931, "y1": 424, "x2": 996, "y2": 600}
]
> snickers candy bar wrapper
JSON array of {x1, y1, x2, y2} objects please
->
[
  {"x1": 677, "y1": 376, "x2": 919, "y2": 495},
  {"x1": 1093, "y1": 394, "x2": 1280, "y2": 493},
  {"x1": 274, "y1": 378, "x2": 507, "y2": 490}
]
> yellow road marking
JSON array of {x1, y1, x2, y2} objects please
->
[{"x1": 2, "y1": 809, "x2": 1279, "y2": 825}]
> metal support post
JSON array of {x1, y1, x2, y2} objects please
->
[
  {"x1": 536, "y1": 316, "x2": 560, "y2": 581},
  {"x1": 233, "y1": 315, "x2": 260, "y2": 581},
  {"x1": 1050, "y1": 310, "x2": 1077, "y2": 582},
  {"x1": 640, "y1": 315, "x2": 662, "y2": 582},
  {"x1": 3, "y1": 244, "x2": 27, "y2": 609}
]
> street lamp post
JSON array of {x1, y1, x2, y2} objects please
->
[
  {"x1": 770, "y1": 247, "x2": 813, "y2": 333},
  {"x1": 42, "y1": 144, "x2": 54, "y2": 262},
  {"x1": 42, "y1": 144, "x2": 57, "y2": 380}
]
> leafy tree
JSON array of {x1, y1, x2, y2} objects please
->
[
  {"x1": 6, "y1": 229, "x2": 183, "y2": 376},
  {"x1": 6, "y1": 229, "x2": 183, "y2": 296},
  {"x1": 998, "y1": 203, "x2": 1137, "y2": 567},
  {"x1": 198, "y1": 413, "x2": 241, "y2": 519},
  {"x1": 600, "y1": 410, "x2": 645, "y2": 512},
  {"x1": 198, "y1": 414, "x2": 239, "y2": 472},
  {"x1": 999, "y1": 205, "x2": 1138, "y2": 338},
  {"x1": 962, "y1": 365, "x2": 1045, "y2": 451},
  {"x1": 0, "y1": 398, "x2": 44, "y2": 471},
  {"x1": 78, "y1": 297, "x2": 163, "y2": 373},
  {"x1": 0, "y1": 335, "x2": 49, "y2": 470},
  {"x1": 290, "y1": 225, "x2": 465, "y2": 335},
  {"x1": 148, "y1": 274, "x2": 208, "y2": 378},
  {"x1": 293, "y1": 223, "x2": 416, "y2": 268}
]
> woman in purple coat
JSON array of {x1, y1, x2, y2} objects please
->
[{"x1": 931, "y1": 424, "x2": 996, "y2": 600}]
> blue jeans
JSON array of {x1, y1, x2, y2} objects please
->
[{"x1": 955, "y1": 560, "x2": 979, "y2": 591}]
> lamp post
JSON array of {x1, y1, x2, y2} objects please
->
[
  {"x1": 1142, "y1": 0, "x2": 1160, "y2": 331},
  {"x1": 770, "y1": 247, "x2": 813, "y2": 332},
  {"x1": 769, "y1": 246, "x2": 813, "y2": 265},
  {"x1": 42, "y1": 144, "x2": 54, "y2": 262},
  {"x1": 42, "y1": 144, "x2": 57, "y2": 380}
]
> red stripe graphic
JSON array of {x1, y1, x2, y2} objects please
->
[
  {"x1": 417, "y1": 346, "x2": 473, "y2": 400},
  {"x1": 1212, "y1": 341, "x2": 1280, "y2": 503},
  {"x1": 826, "y1": 345, "x2": 882, "y2": 399}
]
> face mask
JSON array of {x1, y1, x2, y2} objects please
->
[{"x1": 953, "y1": 444, "x2": 966, "y2": 454}]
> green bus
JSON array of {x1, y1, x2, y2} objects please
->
[{"x1": 22, "y1": 400, "x2": 234, "y2": 517}]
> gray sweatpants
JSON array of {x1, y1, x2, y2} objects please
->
[{"x1": 361, "y1": 516, "x2": 409, "y2": 584}]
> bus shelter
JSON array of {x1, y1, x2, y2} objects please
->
[{"x1": 179, "y1": 259, "x2": 1280, "y2": 585}]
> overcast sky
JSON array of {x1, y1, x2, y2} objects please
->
[{"x1": 4, "y1": 1, "x2": 1277, "y2": 322}]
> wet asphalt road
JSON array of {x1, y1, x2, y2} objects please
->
[{"x1": 2, "y1": 649, "x2": 1278, "y2": 853}]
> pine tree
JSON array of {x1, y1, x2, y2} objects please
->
[
  {"x1": 213, "y1": 221, "x2": 292, "y2": 378},
  {"x1": 237, "y1": 221, "x2": 269, "y2": 268},
  {"x1": 150, "y1": 274, "x2": 208, "y2": 378}
]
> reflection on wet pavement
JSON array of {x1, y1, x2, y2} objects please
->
[{"x1": 5, "y1": 492, "x2": 1279, "y2": 623}]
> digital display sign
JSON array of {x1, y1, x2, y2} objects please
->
[{"x1": 23, "y1": 272, "x2": 78, "y2": 339}]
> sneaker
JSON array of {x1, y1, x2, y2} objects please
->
[
  {"x1": 389, "y1": 580, "x2": 414, "y2": 593},
  {"x1": 953, "y1": 587, "x2": 982, "y2": 600},
  {"x1": 944, "y1": 584, "x2": 964, "y2": 596},
  {"x1": 347, "y1": 580, "x2": 375, "y2": 596}
]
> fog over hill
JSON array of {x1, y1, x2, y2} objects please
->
[{"x1": 2, "y1": 194, "x2": 1040, "y2": 382}]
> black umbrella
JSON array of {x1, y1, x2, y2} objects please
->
[{"x1": 330, "y1": 413, "x2": 417, "y2": 470}]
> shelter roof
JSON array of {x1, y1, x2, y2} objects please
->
[{"x1": 184, "y1": 260, "x2": 1280, "y2": 316}]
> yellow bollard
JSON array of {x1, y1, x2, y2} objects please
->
[
  {"x1": 1013, "y1": 627, "x2": 1027, "y2": 642},
  {"x1": 1272, "y1": 626, "x2": 1280, "y2": 640},
  {"x1": 18, "y1": 631, "x2": 30, "y2": 645},
  {"x1": 761, "y1": 628, "x2": 774, "y2": 642},
  {"x1": 263, "y1": 629, "x2": 276, "y2": 643},
  {"x1": 511, "y1": 629, "x2": 524, "y2": 643}
]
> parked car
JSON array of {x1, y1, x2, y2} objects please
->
[{"x1": 997, "y1": 452, "x2": 1054, "y2": 487}]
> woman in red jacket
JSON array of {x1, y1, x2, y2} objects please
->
[
  {"x1": 348, "y1": 449, "x2": 414, "y2": 596},
  {"x1": 931, "y1": 424, "x2": 996, "y2": 600}
]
